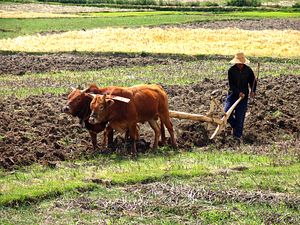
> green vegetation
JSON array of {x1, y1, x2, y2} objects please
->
[
  {"x1": 1, "y1": 10, "x2": 300, "y2": 39},
  {"x1": 0, "y1": 149, "x2": 298, "y2": 205},
  {"x1": 272, "y1": 110, "x2": 283, "y2": 118},
  {"x1": 294, "y1": 2, "x2": 300, "y2": 8},
  {"x1": 227, "y1": 0, "x2": 261, "y2": 7},
  {"x1": 0, "y1": 148, "x2": 299, "y2": 223},
  {"x1": 0, "y1": 13, "x2": 218, "y2": 39},
  {"x1": 0, "y1": 86, "x2": 66, "y2": 98},
  {"x1": 0, "y1": 0, "x2": 297, "y2": 6},
  {"x1": 0, "y1": 163, "x2": 87, "y2": 206},
  {"x1": 40, "y1": 0, "x2": 159, "y2": 5},
  {"x1": 1, "y1": 191, "x2": 299, "y2": 224},
  {"x1": 0, "y1": 0, "x2": 38, "y2": 2},
  {"x1": 0, "y1": 0, "x2": 222, "y2": 6}
]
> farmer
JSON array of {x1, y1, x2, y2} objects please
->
[{"x1": 224, "y1": 52, "x2": 256, "y2": 138}]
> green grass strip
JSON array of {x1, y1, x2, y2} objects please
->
[
  {"x1": 0, "y1": 13, "x2": 221, "y2": 39},
  {"x1": 79, "y1": 10, "x2": 190, "y2": 17},
  {"x1": 0, "y1": 86, "x2": 66, "y2": 98},
  {"x1": 0, "y1": 150, "x2": 277, "y2": 206},
  {"x1": 86, "y1": 151, "x2": 272, "y2": 184},
  {"x1": 1, "y1": 10, "x2": 300, "y2": 39},
  {"x1": 0, "y1": 165, "x2": 94, "y2": 206}
]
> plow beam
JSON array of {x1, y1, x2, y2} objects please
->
[{"x1": 169, "y1": 111, "x2": 223, "y2": 125}]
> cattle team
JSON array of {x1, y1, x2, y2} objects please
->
[{"x1": 63, "y1": 84, "x2": 177, "y2": 157}]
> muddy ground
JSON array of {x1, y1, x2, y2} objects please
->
[
  {"x1": 0, "y1": 75, "x2": 299, "y2": 170},
  {"x1": 0, "y1": 53, "x2": 182, "y2": 75},
  {"x1": 162, "y1": 18, "x2": 300, "y2": 31}
]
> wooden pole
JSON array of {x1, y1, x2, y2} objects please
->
[{"x1": 169, "y1": 110, "x2": 223, "y2": 125}]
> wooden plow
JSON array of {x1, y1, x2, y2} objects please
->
[{"x1": 169, "y1": 96, "x2": 243, "y2": 139}]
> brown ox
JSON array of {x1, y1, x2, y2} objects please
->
[
  {"x1": 62, "y1": 85, "x2": 114, "y2": 150},
  {"x1": 88, "y1": 84, "x2": 177, "y2": 156}
]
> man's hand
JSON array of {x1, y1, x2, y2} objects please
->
[
  {"x1": 250, "y1": 92, "x2": 255, "y2": 98},
  {"x1": 239, "y1": 92, "x2": 245, "y2": 99}
]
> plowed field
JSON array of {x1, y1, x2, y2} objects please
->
[{"x1": 1, "y1": 74, "x2": 299, "y2": 170}]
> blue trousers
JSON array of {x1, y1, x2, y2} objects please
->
[{"x1": 224, "y1": 95, "x2": 248, "y2": 138}]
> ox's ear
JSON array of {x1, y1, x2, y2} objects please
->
[{"x1": 105, "y1": 98, "x2": 114, "y2": 107}]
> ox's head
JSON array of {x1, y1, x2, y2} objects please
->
[
  {"x1": 89, "y1": 94, "x2": 114, "y2": 124},
  {"x1": 62, "y1": 87, "x2": 92, "y2": 116}
]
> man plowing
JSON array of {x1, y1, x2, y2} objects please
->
[{"x1": 224, "y1": 52, "x2": 257, "y2": 139}]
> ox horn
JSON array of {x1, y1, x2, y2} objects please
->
[
  {"x1": 87, "y1": 93, "x2": 97, "y2": 98},
  {"x1": 71, "y1": 86, "x2": 76, "y2": 91},
  {"x1": 80, "y1": 87, "x2": 90, "y2": 93}
]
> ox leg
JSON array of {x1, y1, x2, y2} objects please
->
[
  {"x1": 102, "y1": 129, "x2": 108, "y2": 147},
  {"x1": 89, "y1": 130, "x2": 98, "y2": 150},
  {"x1": 160, "y1": 116, "x2": 177, "y2": 148},
  {"x1": 148, "y1": 119, "x2": 160, "y2": 150},
  {"x1": 160, "y1": 120, "x2": 166, "y2": 145},
  {"x1": 102, "y1": 126, "x2": 114, "y2": 148},
  {"x1": 107, "y1": 128, "x2": 114, "y2": 148},
  {"x1": 125, "y1": 130, "x2": 130, "y2": 142},
  {"x1": 129, "y1": 124, "x2": 138, "y2": 157}
]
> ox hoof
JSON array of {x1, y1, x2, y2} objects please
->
[
  {"x1": 100, "y1": 149, "x2": 111, "y2": 154},
  {"x1": 152, "y1": 144, "x2": 158, "y2": 151},
  {"x1": 130, "y1": 153, "x2": 138, "y2": 159},
  {"x1": 158, "y1": 140, "x2": 167, "y2": 147}
]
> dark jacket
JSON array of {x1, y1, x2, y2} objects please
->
[{"x1": 228, "y1": 64, "x2": 256, "y2": 99}]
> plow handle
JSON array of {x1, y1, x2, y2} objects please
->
[{"x1": 209, "y1": 96, "x2": 243, "y2": 139}]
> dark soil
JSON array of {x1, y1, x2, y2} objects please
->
[
  {"x1": 0, "y1": 75, "x2": 299, "y2": 170},
  {"x1": 162, "y1": 19, "x2": 300, "y2": 31},
  {"x1": 0, "y1": 53, "x2": 181, "y2": 75}
]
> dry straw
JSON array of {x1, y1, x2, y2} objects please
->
[
  {"x1": 0, "y1": 27, "x2": 299, "y2": 58},
  {"x1": 0, "y1": 11, "x2": 80, "y2": 18}
]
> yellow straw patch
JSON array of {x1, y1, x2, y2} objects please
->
[
  {"x1": 0, "y1": 27, "x2": 299, "y2": 58},
  {"x1": 0, "y1": 11, "x2": 80, "y2": 18}
]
